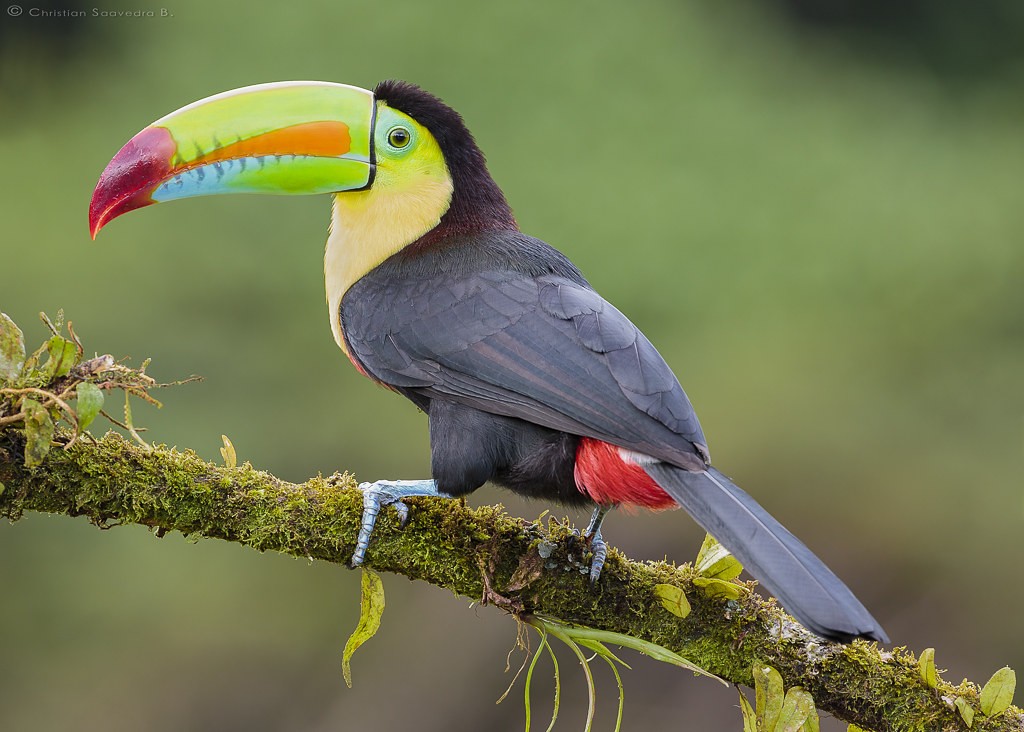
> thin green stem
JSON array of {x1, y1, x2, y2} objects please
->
[{"x1": 543, "y1": 633, "x2": 560, "y2": 732}]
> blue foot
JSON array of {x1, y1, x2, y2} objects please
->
[
  {"x1": 350, "y1": 479, "x2": 449, "y2": 567},
  {"x1": 582, "y1": 505, "x2": 613, "y2": 584}
]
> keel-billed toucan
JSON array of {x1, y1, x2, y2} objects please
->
[{"x1": 89, "y1": 80, "x2": 888, "y2": 643}]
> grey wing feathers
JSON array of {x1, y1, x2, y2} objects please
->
[
  {"x1": 343, "y1": 268, "x2": 708, "y2": 469},
  {"x1": 537, "y1": 279, "x2": 706, "y2": 450}
]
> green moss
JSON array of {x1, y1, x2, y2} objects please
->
[{"x1": 1, "y1": 429, "x2": 1021, "y2": 732}]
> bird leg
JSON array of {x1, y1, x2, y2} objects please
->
[
  {"x1": 581, "y1": 504, "x2": 613, "y2": 584},
  {"x1": 350, "y1": 479, "x2": 451, "y2": 567}
]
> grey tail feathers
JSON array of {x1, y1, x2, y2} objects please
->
[{"x1": 644, "y1": 463, "x2": 888, "y2": 644}]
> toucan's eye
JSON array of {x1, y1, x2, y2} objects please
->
[{"x1": 387, "y1": 126, "x2": 411, "y2": 149}]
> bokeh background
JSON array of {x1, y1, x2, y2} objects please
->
[{"x1": 1, "y1": 0, "x2": 1022, "y2": 729}]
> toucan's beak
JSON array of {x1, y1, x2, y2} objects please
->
[{"x1": 89, "y1": 81, "x2": 376, "y2": 238}]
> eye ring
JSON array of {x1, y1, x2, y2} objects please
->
[{"x1": 387, "y1": 126, "x2": 412, "y2": 149}]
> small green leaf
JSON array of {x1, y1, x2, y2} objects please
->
[
  {"x1": 955, "y1": 697, "x2": 975, "y2": 727},
  {"x1": 75, "y1": 382, "x2": 104, "y2": 432},
  {"x1": 801, "y1": 695, "x2": 820, "y2": 732},
  {"x1": 847, "y1": 726, "x2": 869, "y2": 732},
  {"x1": 738, "y1": 690, "x2": 756, "y2": 732},
  {"x1": 576, "y1": 638, "x2": 630, "y2": 670},
  {"x1": 342, "y1": 568, "x2": 385, "y2": 688},
  {"x1": 0, "y1": 313, "x2": 26, "y2": 382},
  {"x1": 754, "y1": 663, "x2": 784, "y2": 732},
  {"x1": 693, "y1": 576, "x2": 747, "y2": 600},
  {"x1": 775, "y1": 687, "x2": 814, "y2": 732},
  {"x1": 980, "y1": 666, "x2": 1015, "y2": 717},
  {"x1": 42, "y1": 336, "x2": 77, "y2": 379},
  {"x1": 22, "y1": 398, "x2": 54, "y2": 467},
  {"x1": 530, "y1": 615, "x2": 724, "y2": 683},
  {"x1": 918, "y1": 647, "x2": 938, "y2": 688},
  {"x1": 220, "y1": 435, "x2": 237, "y2": 468},
  {"x1": 654, "y1": 583, "x2": 691, "y2": 618},
  {"x1": 695, "y1": 533, "x2": 743, "y2": 580},
  {"x1": 0, "y1": 480, "x2": 5, "y2": 496}
]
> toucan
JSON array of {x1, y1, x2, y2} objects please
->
[{"x1": 89, "y1": 80, "x2": 888, "y2": 644}]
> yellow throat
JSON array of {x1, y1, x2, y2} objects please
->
[{"x1": 324, "y1": 103, "x2": 453, "y2": 352}]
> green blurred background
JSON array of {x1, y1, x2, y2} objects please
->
[{"x1": 2, "y1": 0, "x2": 1021, "y2": 729}]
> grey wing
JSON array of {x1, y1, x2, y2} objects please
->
[{"x1": 344, "y1": 271, "x2": 709, "y2": 470}]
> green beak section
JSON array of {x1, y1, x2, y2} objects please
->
[{"x1": 90, "y1": 81, "x2": 376, "y2": 237}]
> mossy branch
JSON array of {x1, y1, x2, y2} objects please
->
[
  {"x1": 1, "y1": 312, "x2": 1020, "y2": 731},
  {"x1": 0, "y1": 432, "x2": 1019, "y2": 732}
]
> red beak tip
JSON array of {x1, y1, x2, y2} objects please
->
[
  {"x1": 88, "y1": 201, "x2": 107, "y2": 239},
  {"x1": 88, "y1": 125, "x2": 177, "y2": 240}
]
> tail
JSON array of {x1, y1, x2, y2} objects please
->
[{"x1": 644, "y1": 463, "x2": 888, "y2": 643}]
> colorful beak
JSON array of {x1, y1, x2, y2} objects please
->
[{"x1": 89, "y1": 81, "x2": 376, "y2": 238}]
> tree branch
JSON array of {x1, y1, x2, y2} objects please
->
[{"x1": 0, "y1": 430, "x2": 1019, "y2": 732}]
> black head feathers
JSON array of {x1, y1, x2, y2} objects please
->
[{"x1": 374, "y1": 80, "x2": 517, "y2": 241}]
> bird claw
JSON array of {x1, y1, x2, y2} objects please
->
[
  {"x1": 350, "y1": 479, "x2": 444, "y2": 568},
  {"x1": 582, "y1": 527, "x2": 607, "y2": 584},
  {"x1": 581, "y1": 505, "x2": 613, "y2": 584},
  {"x1": 389, "y1": 496, "x2": 410, "y2": 527}
]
